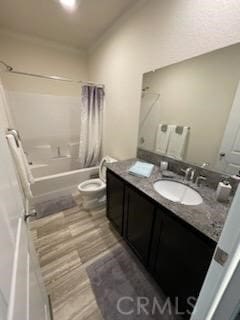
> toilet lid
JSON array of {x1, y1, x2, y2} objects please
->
[{"x1": 99, "y1": 156, "x2": 117, "y2": 182}]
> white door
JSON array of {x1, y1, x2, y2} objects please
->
[
  {"x1": 191, "y1": 184, "x2": 240, "y2": 320},
  {"x1": 0, "y1": 129, "x2": 50, "y2": 320},
  {"x1": 217, "y1": 81, "x2": 240, "y2": 174}
]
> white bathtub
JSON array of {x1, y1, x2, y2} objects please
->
[
  {"x1": 30, "y1": 156, "x2": 84, "y2": 178},
  {"x1": 30, "y1": 157, "x2": 99, "y2": 203}
]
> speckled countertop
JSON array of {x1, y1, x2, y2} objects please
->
[{"x1": 107, "y1": 159, "x2": 232, "y2": 243}]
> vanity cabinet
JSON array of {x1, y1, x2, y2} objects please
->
[
  {"x1": 106, "y1": 170, "x2": 125, "y2": 235},
  {"x1": 106, "y1": 168, "x2": 216, "y2": 318},
  {"x1": 124, "y1": 185, "x2": 155, "y2": 265},
  {"x1": 150, "y1": 208, "x2": 216, "y2": 315}
]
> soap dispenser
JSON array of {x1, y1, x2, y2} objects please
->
[{"x1": 216, "y1": 179, "x2": 232, "y2": 202}]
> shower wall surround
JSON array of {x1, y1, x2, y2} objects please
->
[{"x1": 7, "y1": 91, "x2": 82, "y2": 148}]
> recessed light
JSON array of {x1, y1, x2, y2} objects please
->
[{"x1": 59, "y1": 0, "x2": 77, "y2": 11}]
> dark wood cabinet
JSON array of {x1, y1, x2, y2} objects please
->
[
  {"x1": 125, "y1": 185, "x2": 155, "y2": 265},
  {"x1": 150, "y1": 208, "x2": 216, "y2": 317},
  {"x1": 106, "y1": 170, "x2": 125, "y2": 235},
  {"x1": 106, "y1": 169, "x2": 216, "y2": 318}
]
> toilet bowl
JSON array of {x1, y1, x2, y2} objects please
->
[{"x1": 78, "y1": 156, "x2": 117, "y2": 209}]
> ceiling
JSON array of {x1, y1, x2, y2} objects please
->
[{"x1": 0, "y1": 0, "x2": 139, "y2": 50}]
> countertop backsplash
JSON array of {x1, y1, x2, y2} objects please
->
[{"x1": 137, "y1": 148, "x2": 239, "y2": 194}]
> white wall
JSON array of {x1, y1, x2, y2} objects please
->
[
  {"x1": 7, "y1": 91, "x2": 82, "y2": 151},
  {"x1": 89, "y1": 0, "x2": 240, "y2": 160},
  {"x1": 0, "y1": 29, "x2": 88, "y2": 94},
  {"x1": 0, "y1": 80, "x2": 10, "y2": 128},
  {"x1": 0, "y1": 29, "x2": 88, "y2": 149}
]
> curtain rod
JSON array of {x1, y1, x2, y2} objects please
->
[{"x1": 0, "y1": 60, "x2": 104, "y2": 88}]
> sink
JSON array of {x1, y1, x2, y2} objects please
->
[{"x1": 153, "y1": 180, "x2": 203, "y2": 205}]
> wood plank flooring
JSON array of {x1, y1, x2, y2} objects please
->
[{"x1": 30, "y1": 194, "x2": 121, "y2": 320}]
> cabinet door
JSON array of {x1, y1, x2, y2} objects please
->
[
  {"x1": 125, "y1": 186, "x2": 155, "y2": 265},
  {"x1": 106, "y1": 170, "x2": 125, "y2": 235},
  {"x1": 152, "y1": 209, "x2": 216, "y2": 317}
]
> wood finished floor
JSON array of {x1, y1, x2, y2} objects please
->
[{"x1": 30, "y1": 194, "x2": 121, "y2": 320}]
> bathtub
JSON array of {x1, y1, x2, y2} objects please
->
[
  {"x1": 30, "y1": 157, "x2": 99, "y2": 203},
  {"x1": 30, "y1": 156, "x2": 84, "y2": 178}
]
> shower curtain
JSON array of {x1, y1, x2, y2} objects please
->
[{"x1": 79, "y1": 85, "x2": 104, "y2": 168}]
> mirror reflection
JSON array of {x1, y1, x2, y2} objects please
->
[{"x1": 138, "y1": 43, "x2": 240, "y2": 175}]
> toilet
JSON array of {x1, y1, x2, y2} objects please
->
[{"x1": 78, "y1": 156, "x2": 117, "y2": 209}]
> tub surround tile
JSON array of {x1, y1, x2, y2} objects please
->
[{"x1": 107, "y1": 159, "x2": 231, "y2": 242}]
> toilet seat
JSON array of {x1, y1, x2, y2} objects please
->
[
  {"x1": 78, "y1": 156, "x2": 117, "y2": 209},
  {"x1": 78, "y1": 178, "x2": 105, "y2": 195}
]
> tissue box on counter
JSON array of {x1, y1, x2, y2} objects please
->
[{"x1": 128, "y1": 161, "x2": 154, "y2": 178}]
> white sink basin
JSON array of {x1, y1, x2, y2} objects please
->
[{"x1": 153, "y1": 180, "x2": 203, "y2": 206}]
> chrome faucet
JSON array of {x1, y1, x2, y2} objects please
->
[
  {"x1": 195, "y1": 175, "x2": 207, "y2": 187},
  {"x1": 181, "y1": 167, "x2": 193, "y2": 181}
]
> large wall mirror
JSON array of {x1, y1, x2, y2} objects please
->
[{"x1": 138, "y1": 43, "x2": 240, "y2": 175}]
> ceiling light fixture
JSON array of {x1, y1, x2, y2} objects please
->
[{"x1": 59, "y1": 0, "x2": 77, "y2": 11}]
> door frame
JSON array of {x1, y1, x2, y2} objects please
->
[
  {"x1": 216, "y1": 81, "x2": 240, "y2": 173},
  {"x1": 191, "y1": 184, "x2": 240, "y2": 320}
]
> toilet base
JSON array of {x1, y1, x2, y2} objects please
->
[{"x1": 82, "y1": 193, "x2": 106, "y2": 210}]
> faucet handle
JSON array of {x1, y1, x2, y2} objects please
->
[
  {"x1": 190, "y1": 169, "x2": 195, "y2": 181},
  {"x1": 196, "y1": 175, "x2": 207, "y2": 187},
  {"x1": 201, "y1": 162, "x2": 209, "y2": 168},
  {"x1": 181, "y1": 167, "x2": 192, "y2": 180},
  {"x1": 181, "y1": 167, "x2": 192, "y2": 174}
]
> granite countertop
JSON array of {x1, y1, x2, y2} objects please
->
[{"x1": 107, "y1": 159, "x2": 232, "y2": 242}]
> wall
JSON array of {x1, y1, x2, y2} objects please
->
[
  {"x1": 0, "y1": 29, "x2": 88, "y2": 149},
  {"x1": 139, "y1": 43, "x2": 240, "y2": 167},
  {"x1": 7, "y1": 91, "x2": 82, "y2": 154},
  {"x1": 0, "y1": 79, "x2": 10, "y2": 128},
  {"x1": 88, "y1": 0, "x2": 240, "y2": 160},
  {"x1": 0, "y1": 29, "x2": 88, "y2": 94}
]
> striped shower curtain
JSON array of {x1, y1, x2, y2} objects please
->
[{"x1": 78, "y1": 85, "x2": 104, "y2": 168}]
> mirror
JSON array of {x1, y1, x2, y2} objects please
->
[{"x1": 138, "y1": 43, "x2": 240, "y2": 175}]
